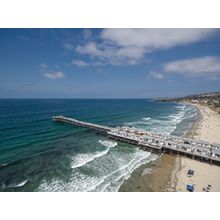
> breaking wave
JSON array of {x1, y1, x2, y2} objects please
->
[
  {"x1": 98, "y1": 140, "x2": 118, "y2": 148},
  {"x1": 0, "y1": 163, "x2": 8, "y2": 167},
  {"x1": 38, "y1": 149, "x2": 156, "y2": 192},
  {"x1": 71, "y1": 140, "x2": 117, "y2": 169},
  {"x1": 8, "y1": 180, "x2": 28, "y2": 188},
  {"x1": 142, "y1": 117, "x2": 151, "y2": 121},
  {"x1": 124, "y1": 103, "x2": 195, "y2": 135}
]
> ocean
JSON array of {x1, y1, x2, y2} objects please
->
[{"x1": 0, "y1": 99, "x2": 198, "y2": 192}]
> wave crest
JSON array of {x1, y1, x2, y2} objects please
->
[
  {"x1": 98, "y1": 140, "x2": 118, "y2": 148},
  {"x1": 142, "y1": 117, "x2": 151, "y2": 121},
  {"x1": 71, "y1": 140, "x2": 117, "y2": 169},
  {"x1": 8, "y1": 180, "x2": 28, "y2": 188}
]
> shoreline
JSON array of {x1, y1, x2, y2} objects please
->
[
  {"x1": 172, "y1": 103, "x2": 220, "y2": 192},
  {"x1": 119, "y1": 102, "x2": 220, "y2": 192}
]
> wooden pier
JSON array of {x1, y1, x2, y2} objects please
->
[
  {"x1": 53, "y1": 115, "x2": 111, "y2": 133},
  {"x1": 53, "y1": 115, "x2": 220, "y2": 166}
]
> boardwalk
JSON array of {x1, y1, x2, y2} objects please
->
[{"x1": 53, "y1": 115, "x2": 220, "y2": 166}]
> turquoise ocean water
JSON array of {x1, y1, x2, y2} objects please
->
[{"x1": 0, "y1": 99, "x2": 197, "y2": 191}]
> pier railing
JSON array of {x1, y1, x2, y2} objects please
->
[
  {"x1": 52, "y1": 115, "x2": 111, "y2": 132},
  {"x1": 53, "y1": 115, "x2": 220, "y2": 166}
]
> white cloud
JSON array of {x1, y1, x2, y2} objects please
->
[
  {"x1": 101, "y1": 29, "x2": 215, "y2": 49},
  {"x1": 72, "y1": 60, "x2": 89, "y2": 67},
  {"x1": 75, "y1": 29, "x2": 216, "y2": 65},
  {"x1": 76, "y1": 42, "x2": 101, "y2": 56},
  {"x1": 44, "y1": 72, "x2": 65, "y2": 79},
  {"x1": 76, "y1": 41, "x2": 145, "y2": 65},
  {"x1": 40, "y1": 63, "x2": 48, "y2": 69},
  {"x1": 149, "y1": 72, "x2": 164, "y2": 80},
  {"x1": 164, "y1": 56, "x2": 220, "y2": 77}
]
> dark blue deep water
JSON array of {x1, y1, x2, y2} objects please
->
[{"x1": 0, "y1": 99, "x2": 197, "y2": 191}]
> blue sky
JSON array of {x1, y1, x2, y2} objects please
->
[{"x1": 0, "y1": 28, "x2": 220, "y2": 98}]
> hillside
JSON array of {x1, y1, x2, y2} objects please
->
[{"x1": 157, "y1": 92, "x2": 220, "y2": 113}]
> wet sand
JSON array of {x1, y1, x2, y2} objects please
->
[
  {"x1": 119, "y1": 103, "x2": 220, "y2": 192},
  {"x1": 119, "y1": 154, "x2": 178, "y2": 192}
]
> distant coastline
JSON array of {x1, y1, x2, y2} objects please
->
[{"x1": 156, "y1": 91, "x2": 220, "y2": 113}]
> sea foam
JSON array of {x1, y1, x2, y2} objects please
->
[
  {"x1": 71, "y1": 140, "x2": 117, "y2": 169},
  {"x1": 142, "y1": 117, "x2": 151, "y2": 121},
  {"x1": 38, "y1": 148, "x2": 155, "y2": 192}
]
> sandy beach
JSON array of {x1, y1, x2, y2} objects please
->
[
  {"x1": 192, "y1": 103, "x2": 220, "y2": 143},
  {"x1": 173, "y1": 103, "x2": 220, "y2": 192},
  {"x1": 120, "y1": 103, "x2": 220, "y2": 192}
]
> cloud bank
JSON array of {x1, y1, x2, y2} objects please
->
[
  {"x1": 164, "y1": 56, "x2": 220, "y2": 77},
  {"x1": 74, "y1": 29, "x2": 216, "y2": 65}
]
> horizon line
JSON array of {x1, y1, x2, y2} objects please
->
[{"x1": 0, "y1": 97, "x2": 156, "y2": 100}]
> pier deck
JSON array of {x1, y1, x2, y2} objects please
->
[{"x1": 53, "y1": 115, "x2": 220, "y2": 166}]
